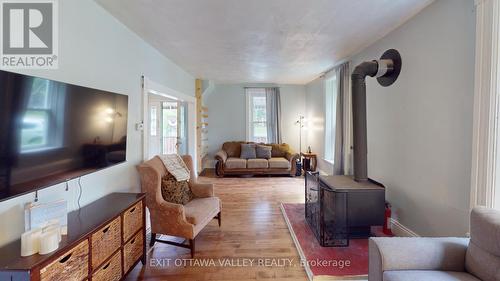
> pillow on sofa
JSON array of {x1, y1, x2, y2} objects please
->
[
  {"x1": 161, "y1": 172, "x2": 194, "y2": 205},
  {"x1": 271, "y1": 143, "x2": 290, "y2": 157},
  {"x1": 240, "y1": 143, "x2": 257, "y2": 159},
  {"x1": 256, "y1": 145, "x2": 272, "y2": 159},
  {"x1": 222, "y1": 141, "x2": 245, "y2": 158}
]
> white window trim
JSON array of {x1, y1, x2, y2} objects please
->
[
  {"x1": 245, "y1": 88, "x2": 267, "y2": 142},
  {"x1": 324, "y1": 75, "x2": 337, "y2": 164},
  {"x1": 470, "y1": 0, "x2": 500, "y2": 209}
]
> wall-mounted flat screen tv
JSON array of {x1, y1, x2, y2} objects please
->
[{"x1": 0, "y1": 70, "x2": 128, "y2": 202}]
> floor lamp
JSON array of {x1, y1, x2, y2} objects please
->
[{"x1": 295, "y1": 115, "x2": 305, "y2": 154}]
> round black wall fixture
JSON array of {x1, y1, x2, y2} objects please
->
[{"x1": 377, "y1": 49, "x2": 402, "y2": 87}]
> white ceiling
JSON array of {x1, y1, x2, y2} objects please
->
[{"x1": 96, "y1": 0, "x2": 433, "y2": 84}]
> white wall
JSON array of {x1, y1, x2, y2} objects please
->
[
  {"x1": 305, "y1": 0, "x2": 475, "y2": 236},
  {"x1": 206, "y1": 83, "x2": 306, "y2": 165},
  {"x1": 279, "y1": 85, "x2": 307, "y2": 153},
  {"x1": 0, "y1": 0, "x2": 194, "y2": 246},
  {"x1": 305, "y1": 77, "x2": 334, "y2": 175}
]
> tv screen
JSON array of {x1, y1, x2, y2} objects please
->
[{"x1": 0, "y1": 70, "x2": 128, "y2": 202}]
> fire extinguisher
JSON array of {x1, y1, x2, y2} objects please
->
[{"x1": 383, "y1": 202, "x2": 393, "y2": 236}]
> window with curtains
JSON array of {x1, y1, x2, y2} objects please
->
[
  {"x1": 324, "y1": 75, "x2": 337, "y2": 163},
  {"x1": 246, "y1": 88, "x2": 268, "y2": 143}
]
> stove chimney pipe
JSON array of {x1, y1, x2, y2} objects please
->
[{"x1": 351, "y1": 49, "x2": 401, "y2": 182}]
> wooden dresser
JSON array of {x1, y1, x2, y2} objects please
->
[{"x1": 0, "y1": 193, "x2": 146, "y2": 281}]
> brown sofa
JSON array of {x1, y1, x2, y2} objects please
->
[{"x1": 214, "y1": 141, "x2": 299, "y2": 177}]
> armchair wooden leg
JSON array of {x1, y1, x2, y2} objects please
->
[
  {"x1": 150, "y1": 232, "x2": 156, "y2": 247},
  {"x1": 153, "y1": 235, "x2": 196, "y2": 257},
  {"x1": 189, "y1": 238, "x2": 195, "y2": 258}
]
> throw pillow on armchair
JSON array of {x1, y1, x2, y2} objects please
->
[{"x1": 161, "y1": 172, "x2": 194, "y2": 205}]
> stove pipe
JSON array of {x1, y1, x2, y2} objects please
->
[{"x1": 351, "y1": 49, "x2": 401, "y2": 182}]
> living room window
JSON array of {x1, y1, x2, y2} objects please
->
[
  {"x1": 246, "y1": 88, "x2": 268, "y2": 143},
  {"x1": 324, "y1": 75, "x2": 337, "y2": 163}
]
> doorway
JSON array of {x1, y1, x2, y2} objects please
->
[
  {"x1": 147, "y1": 96, "x2": 188, "y2": 159},
  {"x1": 142, "y1": 76, "x2": 196, "y2": 168}
]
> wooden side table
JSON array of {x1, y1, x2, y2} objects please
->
[{"x1": 301, "y1": 152, "x2": 317, "y2": 172}]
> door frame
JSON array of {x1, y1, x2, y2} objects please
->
[{"x1": 142, "y1": 76, "x2": 196, "y2": 168}]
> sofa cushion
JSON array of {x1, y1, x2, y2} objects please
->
[
  {"x1": 465, "y1": 207, "x2": 500, "y2": 281},
  {"x1": 240, "y1": 143, "x2": 257, "y2": 159},
  {"x1": 465, "y1": 241, "x2": 500, "y2": 281},
  {"x1": 371, "y1": 237, "x2": 469, "y2": 272},
  {"x1": 160, "y1": 173, "x2": 194, "y2": 205},
  {"x1": 222, "y1": 141, "x2": 245, "y2": 158},
  {"x1": 270, "y1": 143, "x2": 290, "y2": 157},
  {"x1": 269, "y1": 157, "x2": 290, "y2": 169},
  {"x1": 225, "y1": 157, "x2": 246, "y2": 169},
  {"x1": 256, "y1": 145, "x2": 272, "y2": 159},
  {"x1": 383, "y1": 271, "x2": 480, "y2": 281},
  {"x1": 468, "y1": 207, "x2": 500, "y2": 256},
  {"x1": 247, "y1": 158, "x2": 269, "y2": 169},
  {"x1": 184, "y1": 197, "x2": 220, "y2": 225}
]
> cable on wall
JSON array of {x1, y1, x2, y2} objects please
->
[{"x1": 77, "y1": 177, "x2": 83, "y2": 209}]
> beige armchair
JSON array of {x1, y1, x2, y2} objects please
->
[
  {"x1": 137, "y1": 155, "x2": 221, "y2": 258},
  {"x1": 369, "y1": 207, "x2": 500, "y2": 281}
]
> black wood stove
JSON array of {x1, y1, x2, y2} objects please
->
[
  {"x1": 305, "y1": 49, "x2": 402, "y2": 247},
  {"x1": 305, "y1": 171, "x2": 385, "y2": 246}
]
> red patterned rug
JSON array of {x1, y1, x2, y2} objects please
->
[{"x1": 281, "y1": 203, "x2": 389, "y2": 281}]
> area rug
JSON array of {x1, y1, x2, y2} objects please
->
[{"x1": 280, "y1": 203, "x2": 389, "y2": 281}]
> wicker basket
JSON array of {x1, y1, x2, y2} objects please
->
[
  {"x1": 40, "y1": 239, "x2": 89, "y2": 281},
  {"x1": 123, "y1": 201, "x2": 143, "y2": 242},
  {"x1": 91, "y1": 216, "x2": 121, "y2": 269},
  {"x1": 123, "y1": 232, "x2": 143, "y2": 273},
  {"x1": 91, "y1": 250, "x2": 122, "y2": 281}
]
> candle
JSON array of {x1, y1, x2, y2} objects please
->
[
  {"x1": 20, "y1": 228, "x2": 42, "y2": 257},
  {"x1": 39, "y1": 229, "x2": 59, "y2": 255}
]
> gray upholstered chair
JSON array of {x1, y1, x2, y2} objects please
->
[{"x1": 369, "y1": 207, "x2": 500, "y2": 281}]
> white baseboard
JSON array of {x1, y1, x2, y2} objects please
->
[{"x1": 390, "y1": 218, "x2": 419, "y2": 237}]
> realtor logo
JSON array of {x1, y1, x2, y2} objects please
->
[{"x1": 0, "y1": 0, "x2": 58, "y2": 69}]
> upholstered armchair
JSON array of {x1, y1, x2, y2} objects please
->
[
  {"x1": 137, "y1": 155, "x2": 221, "y2": 258},
  {"x1": 369, "y1": 207, "x2": 500, "y2": 281}
]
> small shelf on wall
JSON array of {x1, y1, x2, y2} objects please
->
[{"x1": 196, "y1": 79, "x2": 210, "y2": 174}]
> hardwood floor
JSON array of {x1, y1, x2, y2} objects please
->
[{"x1": 125, "y1": 172, "x2": 308, "y2": 281}]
